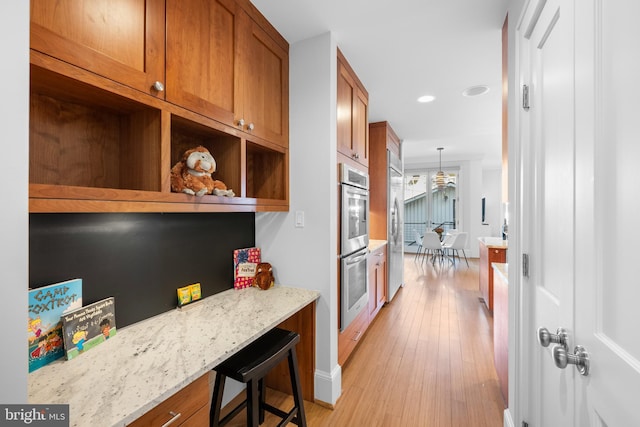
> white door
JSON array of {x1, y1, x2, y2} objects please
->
[
  {"x1": 520, "y1": 0, "x2": 575, "y2": 424},
  {"x1": 573, "y1": 0, "x2": 640, "y2": 424},
  {"x1": 519, "y1": 0, "x2": 640, "y2": 425}
]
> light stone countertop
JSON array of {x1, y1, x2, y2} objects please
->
[
  {"x1": 478, "y1": 236, "x2": 508, "y2": 249},
  {"x1": 28, "y1": 285, "x2": 320, "y2": 427},
  {"x1": 368, "y1": 239, "x2": 387, "y2": 252}
]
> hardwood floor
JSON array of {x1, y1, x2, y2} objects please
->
[{"x1": 219, "y1": 254, "x2": 505, "y2": 426}]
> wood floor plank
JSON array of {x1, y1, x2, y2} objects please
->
[{"x1": 218, "y1": 255, "x2": 504, "y2": 426}]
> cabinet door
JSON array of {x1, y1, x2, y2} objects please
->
[
  {"x1": 368, "y1": 247, "x2": 386, "y2": 320},
  {"x1": 337, "y1": 61, "x2": 355, "y2": 159},
  {"x1": 30, "y1": 0, "x2": 165, "y2": 97},
  {"x1": 368, "y1": 252, "x2": 378, "y2": 317},
  {"x1": 377, "y1": 252, "x2": 387, "y2": 308},
  {"x1": 352, "y1": 86, "x2": 369, "y2": 167},
  {"x1": 166, "y1": 0, "x2": 240, "y2": 127},
  {"x1": 337, "y1": 56, "x2": 368, "y2": 167},
  {"x1": 238, "y1": 11, "x2": 289, "y2": 147},
  {"x1": 479, "y1": 244, "x2": 489, "y2": 307}
]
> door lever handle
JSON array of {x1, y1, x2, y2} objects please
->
[
  {"x1": 537, "y1": 327, "x2": 569, "y2": 350},
  {"x1": 553, "y1": 345, "x2": 590, "y2": 376}
]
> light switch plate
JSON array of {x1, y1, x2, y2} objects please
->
[{"x1": 295, "y1": 211, "x2": 305, "y2": 228}]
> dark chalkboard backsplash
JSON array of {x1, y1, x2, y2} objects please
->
[{"x1": 30, "y1": 212, "x2": 255, "y2": 328}]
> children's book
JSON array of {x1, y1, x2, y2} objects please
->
[
  {"x1": 61, "y1": 297, "x2": 116, "y2": 360},
  {"x1": 28, "y1": 278, "x2": 83, "y2": 373},
  {"x1": 233, "y1": 247, "x2": 261, "y2": 289}
]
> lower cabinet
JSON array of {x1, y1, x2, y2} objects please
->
[
  {"x1": 368, "y1": 244, "x2": 387, "y2": 321},
  {"x1": 479, "y1": 239, "x2": 507, "y2": 312},
  {"x1": 337, "y1": 303, "x2": 369, "y2": 367},
  {"x1": 338, "y1": 243, "x2": 387, "y2": 366},
  {"x1": 128, "y1": 373, "x2": 210, "y2": 427}
]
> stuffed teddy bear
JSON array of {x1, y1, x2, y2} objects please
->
[
  {"x1": 170, "y1": 146, "x2": 235, "y2": 197},
  {"x1": 253, "y1": 262, "x2": 274, "y2": 290}
]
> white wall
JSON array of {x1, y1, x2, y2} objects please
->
[
  {"x1": 462, "y1": 159, "x2": 484, "y2": 258},
  {"x1": 255, "y1": 32, "x2": 341, "y2": 404},
  {"x1": 1, "y1": 1, "x2": 29, "y2": 402},
  {"x1": 482, "y1": 168, "x2": 503, "y2": 237}
]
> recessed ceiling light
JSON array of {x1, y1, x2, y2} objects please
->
[
  {"x1": 462, "y1": 85, "x2": 490, "y2": 97},
  {"x1": 417, "y1": 95, "x2": 436, "y2": 103}
]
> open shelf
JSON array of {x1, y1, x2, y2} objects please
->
[
  {"x1": 30, "y1": 65, "x2": 162, "y2": 192},
  {"x1": 171, "y1": 115, "x2": 242, "y2": 198},
  {"x1": 246, "y1": 141, "x2": 288, "y2": 201},
  {"x1": 28, "y1": 62, "x2": 288, "y2": 213}
]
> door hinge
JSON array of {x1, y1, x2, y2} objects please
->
[
  {"x1": 522, "y1": 253, "x2": 530, "y2": 278},
  {"x1": 522, "y1": 84, "x2": 530, "y2": 111}
]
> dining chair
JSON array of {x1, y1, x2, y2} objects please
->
[
  {"x1": 440, "y1": 229, "x2": 458, "y2": 247},
  {"x1": 442, "y1": 232, "x2": 469, "y2": 267},
  {"x1": 422, "y1": 232, "x2": 444, "y2": 265}
]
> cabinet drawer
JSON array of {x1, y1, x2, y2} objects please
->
[
  {"x1": 128, "y1": 373, "x2": 210, "y2": 427},
  {"x1": 338, "y1": 304, "x2": 369, "y2": 366},
  {"x1": 179, "y1": 404, "x2": 210, "y2": 427}
]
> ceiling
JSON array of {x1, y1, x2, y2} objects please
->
[{"x1": 250, "y1": 0, "x2": 509, "y2": 170}]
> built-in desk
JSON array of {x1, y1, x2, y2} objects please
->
[
  {"x1": 478, "y1": 237, "x2": 507, "y2": 312},
  {"x1": 28, "y1": 286, "x2": 320, "y2": 427}
]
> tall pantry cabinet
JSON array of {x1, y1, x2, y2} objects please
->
[{"x1": 336, "y1": 49, "x2": 373, "y2": 366}]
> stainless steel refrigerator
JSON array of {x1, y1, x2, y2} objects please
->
[{"x1": 387, "y1": 150, "x2": 404, "y2": 301}]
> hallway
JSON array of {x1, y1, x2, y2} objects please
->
[{"x1": 223, "y1": 254, "x2": 505, "y2": 426}]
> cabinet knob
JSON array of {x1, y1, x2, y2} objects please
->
[
  {"x1": 152, "y1": 81, "x2": 165, "y2": 92},
  {"x1": 238, "y1": 118, "x2": 245, "y2": 127},
  {"x1": 352, "y1": 152, "x2": 360, "y2": 159},
  {"x1": 247, "y1": 122, "x2": 255, "y2": 131}
]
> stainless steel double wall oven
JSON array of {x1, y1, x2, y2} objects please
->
[{"x1": 339, "y1": 163, "x2": 369, "y2": 331}]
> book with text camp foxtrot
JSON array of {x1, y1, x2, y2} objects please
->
[{"x1": 28, "y1": 278, "x2": 83, "y2": 372}]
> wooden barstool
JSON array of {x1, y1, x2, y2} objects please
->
[{"x1": 209, "y1": 327, "x2": 307, "y2": 427}]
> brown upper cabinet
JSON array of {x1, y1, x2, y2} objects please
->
[
  {"x1": 30, "y1": 0, "x2": 166, "y2": 98},
  {"x1": 30, "y1": 0, "x2": 288, "y2": 148},
  {"x1": 337, "y1": 49, "x2": 369, "y2": 169},
  {"x1": 28, "y1": 0, "x2": 289, "y2": 213},
  {"x1": 166, "y1": 0, "x2": 288, "y2": 147},
  {"x1": 238, "y1": 9, "x2": 289, "y2": 147}
]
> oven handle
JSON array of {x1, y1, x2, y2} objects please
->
[{"x1": 345, "y1": 251, "x2": 368, "y2": 265}]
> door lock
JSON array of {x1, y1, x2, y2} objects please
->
[
  {"x1": 553, "y1": 345, "x2": 590, "y2": 376},
  {"x1": 537, "y1": 327, "x2": 569, "y2": 350}
]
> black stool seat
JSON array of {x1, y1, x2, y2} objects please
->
[{"x1": 210, "y1": 327, "x2": 307, "y2": 427}]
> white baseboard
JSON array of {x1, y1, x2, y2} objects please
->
[
  {"x1": 314, "y1": 365, "x2": 342, "y2": 405},
  {"x1": 504, "y1": 408, "x2": 515, "y2": 427}
]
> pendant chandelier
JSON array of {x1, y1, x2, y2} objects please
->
[{"x1": 435, "y1": 147, "x2": 446, "y2": 191}]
